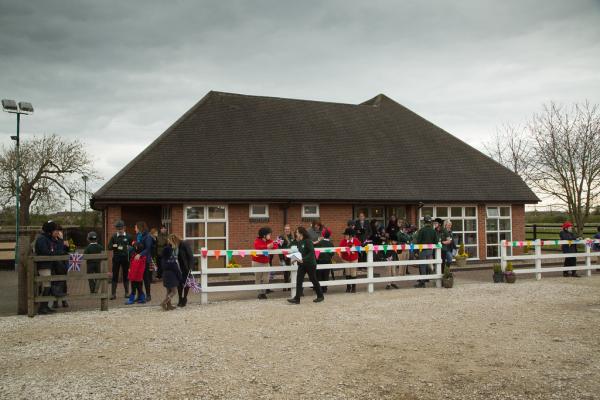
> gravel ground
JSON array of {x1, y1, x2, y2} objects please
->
[{"x1": 1, "y1": 276, "x2": 599, "y2": 400}]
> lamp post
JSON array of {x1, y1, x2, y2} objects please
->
[
  {"x1": 82, "y1": 175, "x2": 89, "y2": 225},
  {"x1": 2, "y1": 99, "x2": 33, "y2": 270}
]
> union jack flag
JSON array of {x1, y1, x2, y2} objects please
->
[{"x1": 68, "y1": 252, "x2": 83, "y2": 272}]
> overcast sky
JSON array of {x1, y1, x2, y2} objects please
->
[{"x1": 1, "y1": 0, "x2": 599, "y2": 209}]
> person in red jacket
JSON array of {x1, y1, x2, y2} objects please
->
[
  {"x1": 253, "y1": 227, "x2": 278, "y2": 299},
  {"x1": 340, "y1": 228, "x2": 361, "y2": 293}
]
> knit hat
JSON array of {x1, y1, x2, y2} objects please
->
[
  {"x1": 87, "y1": 231, "x2": 98, "y2": 241},
  {"x1": 562, "y1": 221, "x2": 573, "y2": 229},
  {"x1": 343, "y1": 228, "x2": 355, "y2": 236},
  {"x1": 42, "y1": 220, "x2": 58, "y2": 234}
]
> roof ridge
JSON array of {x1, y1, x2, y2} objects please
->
[{"x1": 209, "y1": 90, "x2": 367, "y2": 108}]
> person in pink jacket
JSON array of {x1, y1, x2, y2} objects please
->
[{"x1": 253, "y1": 227, "x2": 278, "y2": 299}]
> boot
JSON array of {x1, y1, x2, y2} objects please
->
[
  {"x1": 287, "y1": 297, "x2": 300, "y2": 304},
  {"x1": 345, "y1": 276, "x2": 351, "y2": 293},
  {"x1": 166, "y1": 298, "x2": 176, "y2": 310},
  {"x1": 161, "y1": 298, "x2": 169, "y2": 311},
  {"x1": 52, "y1": 301, "x2": 59, "y2": 308},
  {"x1": 38, "y1": 302, "x2": 54, "y2": 314},
  {"x1": 137, "y1": 293, "x2": 146, "y2": 304},
  {"x1": 125, "y1": 293, "x2": 136, "y2": 305},
  {"x1": 181, "y1": 297, "x2": 187, "y2": 307},
  {"x1": 110, "y1": 282, "x2": 117, "y2": 300},
  {"x1": 351, "y1": 278, "x2": 356, "y2": 293},
  {"x1": 62, "y1": 300, "x2": 69, "y2": 308}
]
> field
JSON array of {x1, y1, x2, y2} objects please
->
[{"x1": 1, "y1": 273, "x2": 599, "y2": 400}]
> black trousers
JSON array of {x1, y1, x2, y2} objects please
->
[
  {"x1": 143, "y1": 265, "x2": 152, "y2": 296},
  {"x1": 295, "y1": 263, "x2": 323, "y2": 299},
  {"x1": 112, "y1": 255, "x2": 129, "y2": 291},
  {"x1": 156, "y1": 255, "x2": 164, "y2": 279},
  {"x1": 316, "y1": 263, "x2": 330, "y2": 283},
  {"x1": 87, "y1": 262, "x2": 100, "y2": 293}
]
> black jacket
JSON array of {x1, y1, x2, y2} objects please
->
[
  {"x1": 177, "y1": 241, "x2": 195, "y2": 277},
  {"x1": 34, "y1": 233, "x2": 56, "y2": 270},
  {"x1": 559, "y1": 230, "x2": 577, "y2": 253},
  {"x1": 162, "y1": 246, "x2": 183, "y2": 288},
  {"x1": 314, "y1": 238, "x2": 334, "y2": 264}
]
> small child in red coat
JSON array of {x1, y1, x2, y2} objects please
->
[
  {"x1": 339, "y1": 228, "x2": 361, "y2": 293},
  {"x1": 126, "y1": 242, "x2": 146, "y2": 304}
]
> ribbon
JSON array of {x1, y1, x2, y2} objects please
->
[
  {"x1": 201, "y1": 249, "x2": 208, "y2": 258},
  {"x1": 185, "y1": 274, "x2": 201, "y2": 293},
  {"x1": 214, "y1": 250, "x2": 221, "y2": 258},
  {"x1": 68, "y1": 252, "x2": 83, "y2": 272},
  {"x1": 314, "y1": 249, "x2": 321, "y2": 259},
  {"x1": 239, "y1": 250, "x2": 246, "y2": 258}
]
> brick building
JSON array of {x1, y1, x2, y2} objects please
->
[{"x1": 91, "y1": 91, "x2": 538, "y2": 267}]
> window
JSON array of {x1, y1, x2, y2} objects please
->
[
  {"x1": 249, "y1": 204, "x2": 269, "y2": 219},
  {"x1": 419, "y1": 205, "x2": 478, "y2": 259},
  {"x1": 486, "y1": 206, "x2": 512, "y2": 258},
  {"x1": 302, "y1": 204, "x2": 320, "y2": 218},
  {"x1": 184, "y1": 205, "x2": 228, "y2": 268},
  {"x1": 161, "y1": 206, "x2": 171, "y2": 233}
]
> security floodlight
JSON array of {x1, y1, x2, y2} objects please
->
[
  {"x1": 1, "y1": 99, "x2": 18, "y2": 113},
  {"x1": 18, "y1": 102, "x2": 34, "y2": 114}
]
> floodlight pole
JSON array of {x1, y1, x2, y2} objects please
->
[{"x1": 15, "y1": 112, "x2": 20, "y2": 270}]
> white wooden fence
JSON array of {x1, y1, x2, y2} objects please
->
[
  {"x1": 501, "y1": 239, "x2": 600, "y2": 280},
  {"x1": 191, "y1": 244, "x2": 443, "y2": 304}
]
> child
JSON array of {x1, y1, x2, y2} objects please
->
[
  {"x1": 385, "y1": 234, "x2": 400, "y2": 290},
  {"x1": 84, "y1": 231, "x2": 104, "y2": 294},
  {"x1": 314, "y1": 227, "x2": 334, "y2": 293},
  {"x1": 127, "y1": 242, "x2": 146, "y2": 304},
  {"x1": 340, "y1": 228, "x2": 360, "y2": 293},
  {"x1": 160, "y1": 241, "x2": 182, "y2": 311},
  {"x1": 252, "y1": 227, "x2": 278, "y2": 300}
]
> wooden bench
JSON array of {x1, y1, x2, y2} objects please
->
[{"x1": 0, "y1": 242, "x2": 16, "y2": 263}]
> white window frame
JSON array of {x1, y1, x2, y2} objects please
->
[
  {"x1": 485, "y1": 205, "x2": 512, "y2": 259},
  {"x1": 249, "y1": 204, "x2": 269, "y2": 218},
  {"x1": 419, "y1": 205, "x2": 479, "y2": 260},
  {"x1": 183, "y1": 205, "x2": 228, "y2": 256},
  {"x1": 302, "y1": 203, "x2": 320, "y2": 218},
  {"x1": 161, "y1": 205, "x2": 172, "y2": 233}
]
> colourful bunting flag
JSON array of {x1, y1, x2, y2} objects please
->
[
  {"x1": 418, "y1": 244, "x2": 423, "y2": 251},
  {"x1": 226, "y1": 250, "x2": 233, "y2": 260},
  {"x1": 325, "y1": 248, "x2": 333, "y2": 253},
  {"x1": 383, "y1": 244, "x2": 388, "y2": 252},
  {"x1": 409, "y1": 243, "x2": 414, "y2": 252},
  {"x1": 214, "y1": 250, "x2": 221, "y2": 258},
  {"x1": 262, "y1": 250, "x2": 269, "y2": 256},
  {"x1": 355, "y1": 246, "x2": 362, "y2": 253},
  {"x1": 201, "y1": 249, "x2": 208, "y2": 258},
  {"x1": 250, "y1": 250, "x2": 257, "y2": 257},
  {"x1": 335, "y1": 248, "x2": 342, "y2": 255},
  {"x1": 314, "y1": 250, "x2": 321, "y2": 259},
  {"x1": 239, "y1": 250, "x2": 246, "y2": 258},
  {"x1": 392, "y1": 244, "x2": 398, "y2": 251},
  {"x1": 282, "y1": 250, "x2": 289, "y2": 256},
  {"x1": 373, "y1": 245, "x2": 379, "y2": 252}
]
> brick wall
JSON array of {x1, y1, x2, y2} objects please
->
[
  {"x1": 477, "y1": 204, "x2": 487, "y2": 261},
  {"x1": 105, "y1": 206, "x2": 122, "y2": 245},
  {"x1": 511, "y1": 204, "x2": 526, "y2": 256}
]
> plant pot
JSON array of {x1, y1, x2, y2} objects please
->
[
  {"x1": 493, "y1": 272, "x2": 504, "y2": 283},
  {"x1": 442, "y1": 276, "x2": 454, "y2": 288},
  {"x1": 505, "y1": 273, "x2": 516, "y2": 284},
  {"x1": 454, "y1": 256, "x2": 468, "y2": 268}
]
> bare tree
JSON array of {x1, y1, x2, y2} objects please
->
[
  {"x1": 484, "y1": 123, "x2": 532, "y2": 180},
  {"x1": 528, "y1": 101, "x2": 600, "y2": 235},
  {"x1": 0, "y1": 134, "x2": 98, "y2": 225}
]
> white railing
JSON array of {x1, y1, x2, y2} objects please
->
[
  {"x1": 191, "y1": 244, "x2": 443, "y2": 304},
  {"x1": 500, "y1": 239, "x2": 600, "y2": 280}
]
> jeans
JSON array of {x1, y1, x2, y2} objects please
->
[{"x1": 418, "y1": 249, "x2": 433, "y2": 282}]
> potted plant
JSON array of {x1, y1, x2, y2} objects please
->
[
  {"x1": 227, "y1": 258, "x2": 241, "y2": 281},
  {"x1": 522, "y1": 244, "x2": 530, "y2": 254},
  {"x1": 493, "y1": 264, "x2": 504, "y2": 283},
  {"x1": 442, "y1": 265, "x2": 454, "y2": 288},
  {"x1": 504, "y1": 262, "x2": 517, "y2": 284},
  {"x1": 454, "y1": 243, "x2": 468, "y2": 268}
]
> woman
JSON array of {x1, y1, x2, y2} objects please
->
[
  {"x1": 168, "y1": 234, "x2": 194, "y2": 307},
  {"x1": 441, "y1": 220, "x2": 455, "y2": 271},
  {"x1": 386, "y1": 215, "x2": 399, "y2": 241},
  {"x1": 287, "y1": 226, "x2": 324, "y2": 304},
  {"x1": 133, "y1": 221, "x2": 155, "y2": 302},
  {"x1": 559, "y1": 222, "x2": 580, "y2": 277},
  {"x1": 51, "y1": 225, "x2": 69, "y2": 308},
  {"x1": 34, "y1": 221, "x2": 59, "y2": 314},
  {"x1": 253, "y1": 227, "x2": 278, "y2": 300},
  {"x1": 340, "y1": 227, "x2": 361, "y2": 293},
  {"x1": 278, "y1": 224, "x2": 295, "y2": 291},
  {"x1": 160, "y1": 236, "x2": 183, "y2": 311}
]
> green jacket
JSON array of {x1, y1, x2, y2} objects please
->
[
  {"x1": 84, "y1": 242, "x2": 104, "y2": 269},
  {"x1": 314, "y1": 238, "x2": 335, "y2": 264},
  {"x1": 157, "y1": 232, "x2": 168, "y2": 255},
  {"x1": 297, "y1": 239, "x2": 317, "y2": 267},
  {"x1": 416, "y1": 224, "x2": 438, "y2": 245}
]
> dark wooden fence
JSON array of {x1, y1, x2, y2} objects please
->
[
  {"x1": 526, "y1": 223, "x2": 598, "y2": 241},
  {"x1": 26, "y1": 252, "x2": 110, "y2": 317}
]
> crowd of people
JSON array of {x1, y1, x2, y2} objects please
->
[{"x1": 32, "y1": 213, "x2": 600, "y2": 313}]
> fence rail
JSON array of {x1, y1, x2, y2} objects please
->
[
  {"x1": 526, "y1": 223, "x2": 599, "y2": 241},
  {"x1": 27, "y1": 253, "x2": 110, "y2": 317},
  {"x1": 191, "y1": 245, "x2": 444, "y2": 304},
  {"x1": 500, "y1": 239, "x2": 600, "y2": 280}
]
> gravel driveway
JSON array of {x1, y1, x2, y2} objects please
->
[{"x1": 1, "y1": 277, "x2": 599, "y2": 399}]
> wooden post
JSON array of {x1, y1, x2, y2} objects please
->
[
  {"x1": 435, "y1": 246, "x2": 442, "y2": 288},
  {"x1": 535, "y1": 239, "x2": 542, "y2": 280},
  {"x1": 17, "y1": 234, "x2": 31, "y2": 315},
  {"x1": 500, "y1": 241, "x2": 507, "y2": 272},
  {"x1": 200, "y1": 251, "x2": 208, "y2": 305},
  {"x1": 290, "y1": 261, "x2": 297, "y2": 299},
  {"x1": 27, "y1": 256, "x2": 35, "y2": 317},
  {"x1": 585, "y1": 241, "x2": 592, "y2": 277},
  {"x1": 100, "y1": 258, "x2": 108, "y2": 311},
  {"x1": 367, "y1": 249, "x2": 374, "y2": 293}
]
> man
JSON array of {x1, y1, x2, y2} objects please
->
[
  {"x1": 559, "y1": 222, "x2": 580, "y2": 277},
  {"x1": 156, "y1": 225, "x2": 169, "y2": 279},
  {"x1": 108, "y1": 220, "x2": 132, "y2": 299},
  {"x1": 34, "y1": 221, "x2": 59, "y2": 314},
  {"x1": 354, "y1": 212, "x2": 371, "y2": 244},
  {"x1": 414, "y1": 215, "x2": 438, "y2": 288}
]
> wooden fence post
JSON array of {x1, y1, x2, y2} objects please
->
[
  {"x1": 27, "y1": 256, "x2": 35, "y2": 317},
  {"x1": 500, "y1": 241, "x2": 507, "y2": 272},
  {"x1": 17, "y1": 234, "x2": 31, "y2": 315},
  {"x1": 435, "y1": 246, "x2": 442, "y2": 288},
  {"x1": 100, "y1": 258, "x2": 108, "y2": 311},
  {"x1": 367, "y1": 249, "x2": 374, "y2": 293},
  {"x1": 535, "y1": 239, "x2": 542, "y2": 280},
  {"x1": 585, "y1": 241, "x2": 592, "y2": 277},
  {"x1": 200, "y1": 251, "x2": 208, "y2": 305},
  {"x1": 290, "y1": 261, "x2": 297, "y2": 299}
]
